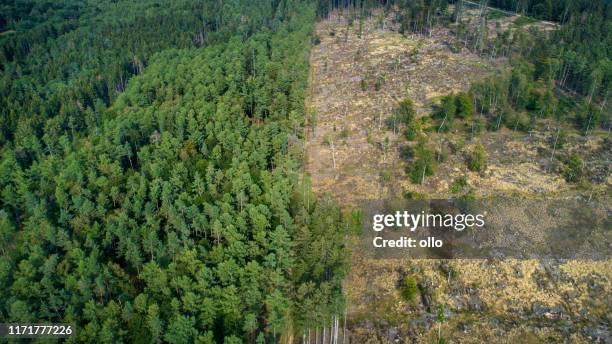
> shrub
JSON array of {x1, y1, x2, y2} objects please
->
[
  {"x1": 408, "y1": 141, "x2": 436, "y2": 183},
  {"x1": 360, "y1": 77, "x2": 368, "y2": 91},
  {"x1": 381, "y1": 170, "x2": 392, "y2": 181},
  {"x1": 467, "y1": 144, "x2": 487, "y2": 172},
  {"x1": 435, "y1": 94, "x2": 456, "y2": 120},
  {"x1": 469, "y1": 117, "x2": 486, "y2": 135},
  {"x1": 450, "y1": 176, "x2": 468, "y2": 193},
  {"x1": 405, "y1": 120, "x2": 420, "y2": 141},
  {"x1": 402, "y1": 276, "x2": 420, "y2": 303},
  {"x1": 340, "y1": 126, "x2": 349, "y2": 139},
  {"x1": 574, "y1": 102, "x2": 600, "y2": 133},
  {"x1": 563, "y1": 154, "x2": 584, "y2": 183},
  {"x1": 455, "y1": 92, "x2": 474, "y2": 119},
  {"x1": 548, "y1": 128, "x2": 567, "y2": 150},
  {"x1": 433, "y1": 94, "x2": 456, "y2": 132},
  {"x1": 375, "y1": 75, "x2": 384, "y2": 91},
  {"x1": 403, "y1": 191, "x2": 424, "y2": 200},
  {"x1": 505, "y1": 111, "x2": 531, "y2": 132},
  {"x1": 397, "y1": 98, "x2": 416, "y2": 125}
]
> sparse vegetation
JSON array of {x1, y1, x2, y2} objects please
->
[
  {"x1": 450, "y1": 176, "x2": 468, "y2": 193},
  {"x1": 340, "y1": 126, "x2": 349, "y2": 140},
  {"x1": 403, "y1": 191, "x2": 424, "y2": 200},
  {"x1": 513, "y1": 15, "x2": 537, "y2": 27},
  {"x1": 307, "y1": 3, "x2": 610, "y2": 343},
  {"x1": 360, "y1": 76, "x2": 368, "y2": 91},
  {"x1": 375, "y1": 74, "x2": 385, "y2": 91}
]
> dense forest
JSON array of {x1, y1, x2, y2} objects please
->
[{"x1": 1, "y1": 0, "x2": 352, "y2": 342}]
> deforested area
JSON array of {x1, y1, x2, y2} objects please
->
[
  {"x1": 0, "y1": 0, "x2": 610, "y2": 343},
  {"x1": 305, "y1": 0, "x2": 610, "y2": 343}
]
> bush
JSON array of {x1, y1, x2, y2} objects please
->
[
  {"x1": 435, "y1": 94, "x2": 456, "y2": 120},
  {"x1": 467, "y1": 144, "x2": 487, "y2": 172},
  {"x1": 469, "y1": 117, "x2": 486, "y2": 135},
  {"x1": 433, "y1": 94, "x2": 456, "y2": 132},
  {"x1": 405, "y1": 123, "x2": 419, "y2": 141},
  {"x1": 340, "y1": 126, "x2": 349, "y2": 139},
  {"x1": 450, "y1": 176, "x2": 468, "y2": 193},
  {"x1": 375, "y1": 75, "x2": 384, "y2": 91},
  {"x1": 360, "y1": 77, "x2": 368, "y2": 91},
  {"x1": 563, "y1": 153, "x2": 584, "y2": 183},
  {"x1": 403, "y1": 191, "x2": 424, "y2": 200},
  {"x1": 381, "y1": 170, "x2": 392, "y2": 181},
  {"x1": 397, "y1": 98, "x2": 416, "y2": 125},
  {"x1": 455, "y1": 92, "x2": 474, "y2": 119},
  {"x1": 408, "y1": 141, "x2": 436, "y2": 183},
  {"x1": 574, "y1": 102, "x2": 600, "y2": 133},
  {"x1": 548, "y1": 128, "x2": 567, "y2": 150},
  {"x1": 402, "y1": 276, "x2": 420, "y2": 303},
  {"x1": 505, "y1": 111, "x2": 531, "y2": 132}
]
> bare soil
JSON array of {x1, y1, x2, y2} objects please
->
[{"x1": 305, "y1": 9, "x2": 611, "y2": 344}]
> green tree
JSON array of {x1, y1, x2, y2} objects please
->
[
  {"x1": 455, "y1": 92, "x2": 474, "y2": 119},
  {"x1": 468, "y1": 144, "x2": 487, "y2": 172},
  {"x1": 563, "y1": 154, "x2": 585, "y2": 183},
  {"x1": 402, "y1": 276, "x2": 419, "y2": 303},
  {"x1": 408, "y1": 140, "x2": 436, "y2": 184},
  {"x1": 397, "y1": 98, "x2": 417, "y2": 125}
]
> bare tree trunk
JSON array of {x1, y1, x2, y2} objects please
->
[
  {"x1": 421, "y1": 163, "x2": 427, "y2": 185},
  {"x1": 343, "y1": 307, "x2": 347, "y2": 344},
  {"x1": 334, "y1": 316, "x2": 338, "y2": 344},
  {"x1": 550, "y1": 127, "x2": 560, "y2": 163},
  {"x1": 438, "y1": 113, "x2": 448, "y2": 132},
  {"x1": 323, "y1": 326, "x2": 326, "y2": 344},
  {"x1": 331, "y1": 140, "x2": 336, "y2": 169}
]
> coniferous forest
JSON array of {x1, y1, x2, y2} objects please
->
[
  {"x1": 0, "y1": 0, "x2": 610, "y2": 343},
  {"x1": 1, "y1": 1, "x2": 352, "y2": 342}
]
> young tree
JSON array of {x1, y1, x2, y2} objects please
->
[
  {"x1": 467, "y1": 144, "x2": 487, "y2": 172},
  {"x1": 563, "y1": 154, "x2": 585, "y2": 183},
  {"x1": 455, "y1": 92, "x2": 474, "y2": 119},
  {"x1": 437, "y1": 304, "x2": 446, "y2": 344},
  {"x1": 408, "y1": 139, "x2": 436, "y2": 184},
  {"x1": 397, "y1": 98, "x2": 417, "y2": 125},
  {"x1": 402, "y1": 276, "x2": 420, "y2": 303}
]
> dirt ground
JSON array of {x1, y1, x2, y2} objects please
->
[
  {"x1": 304, "y1": 8, "x2": 593, "y2": 204},
  {"x1": 305, "y1": 10, "x2": 496, "y2": 204},
  {"x1": 304, "y1": 8, "x2": 610, "y2": 344}
]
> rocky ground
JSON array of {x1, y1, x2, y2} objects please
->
[{"x1": 304, "y1": 8, "x2": 611, "y2": 344}]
